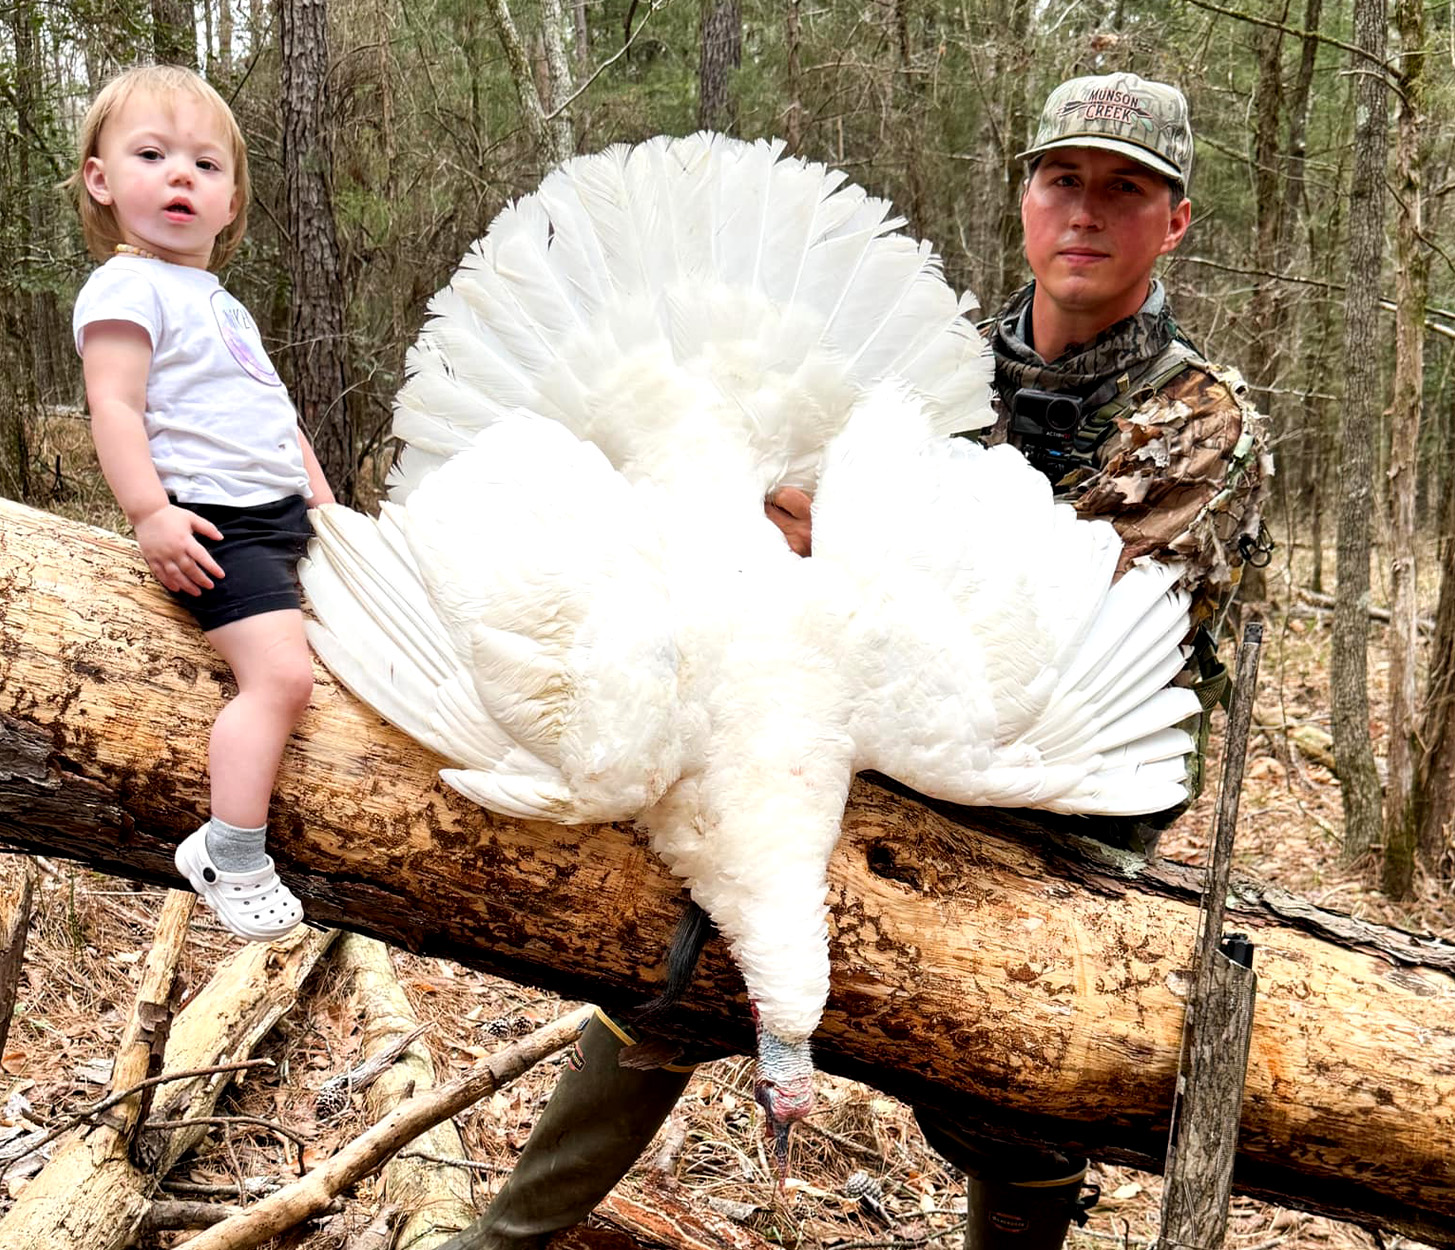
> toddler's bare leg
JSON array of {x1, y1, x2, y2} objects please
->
[{"x1": 203, "y1": 608, "x2": 314, "y2": 864}]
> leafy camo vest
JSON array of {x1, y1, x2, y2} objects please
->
[{"x1": 983, "y1": 281, "x2": 1274, "y2": 814}]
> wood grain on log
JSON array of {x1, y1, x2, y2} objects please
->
[{"x1": 2, "y1": 499, "x2": 1454, "y2": 1245}]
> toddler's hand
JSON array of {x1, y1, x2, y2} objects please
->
[{"x1": 134, "y1": 504, "x2": 226, "y2": 595}]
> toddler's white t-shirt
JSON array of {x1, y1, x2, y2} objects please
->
[{"x1": 73, "y1": 254, "x2": 313, "y2": 506}]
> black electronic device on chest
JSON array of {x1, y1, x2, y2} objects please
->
[{"x1": 1010, "y1": 387, "x2": 1085, "y2": 483}]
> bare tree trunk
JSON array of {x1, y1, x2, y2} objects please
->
[
  {"x1": 1332, "y1": 0, "x2": 1387, "y2": 863},
  {"x1": 1237, "y1": 2, "x2": 1290, "y2": 609},
  {"x1": 1244, "y1": 2, "x2": 1286, "y2": 404},
  {"x1": 151, "y1": 0, "x2": 197, "y2": 67},
  {"x1": 572, "y1": 0, "x2": 589, "y2": 73},
  {"x1": 1420, "y1": 510, "x2": 1455, "y2": 873},
  {"x1": 217, "y1": 0, "x2": 233, "y2": 75},
  {"x1": 280, "y1": 0, "x2": 354, "y2": 501},
  {"x1": 483, "y1": 0, "x2": 573, "y2": 165},
  {"x1": 784, "y1": 0, "x2": 803, "y2": 156},
  {"x1": 2, "y1": 498, "x2": 1455, "y2": 1247},
  {"x1": 539, "y1": 0, "x2": 575, "y2": 153},
  {"x1": 993, "y1": 0, "x2": 1032, "y2": 309},
  {"x1": 696, "y1": 0, "x2": 740, "y2": 133},
  {"x1": 1, "y1": 0, "x2": 41, "y2": 504},
  {"x1": 1383, "y1": 0, "x2": 1428, "y2": 897}
]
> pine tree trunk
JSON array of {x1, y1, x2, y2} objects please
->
[
  {"x1": 281, "y1": 0, "x2": 354, "y2": 501},
  {"x1": 1332, "y1": 0, "x2": 1387, "y2": 862},
  {"x1": 151, "y1": 0, "x2": 197, "y2": 67},
  {"x1": 2, "y1": 497, "x2": 1454, "y2": 1247},
  {"x1": 1383, "y1": 0, "x2": 1428, "y2": 897},
  {"x1": 696, "y1": 0, "x2": 740, "y2": 133},
  {"x1": 784, "y1": 0, "x2": 803, "y2": 156},
  {"x1": 1418, "y1": 495, "x2": 1455, "y2": 872}
]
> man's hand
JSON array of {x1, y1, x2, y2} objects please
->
[
  {"x1": 133, "y1": 503, "x2": 225, "y2": 595},
  {"x1": 765, "y1": 486, "x2": 813, "y2": 557}
]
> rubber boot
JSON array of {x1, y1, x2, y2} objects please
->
[
  {"x1": 914, "y1": 1111, "x2": 1096, "y2": 1250},
  {"x1": 436, "y1": 1008, "x2": 696, "y2": 1250},
  {"x1": 964, "y1": 1160, "x2": 1096, "y2": 1249}
]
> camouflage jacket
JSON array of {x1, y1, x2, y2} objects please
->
[{"x1": 984, "y1": 342, "x2": 1273, "y2": 636}]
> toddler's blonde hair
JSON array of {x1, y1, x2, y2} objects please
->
[{"x1": 68, "y1": 64, "x2": 250, "y2": 269}]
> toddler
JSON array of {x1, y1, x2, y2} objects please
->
[{"x1": 69, "y1": 65, "x2": 334, "y2": 940}]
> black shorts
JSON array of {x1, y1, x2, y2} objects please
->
[{"x1": 166, "y1": 494, "x2": 313, "y2": 633}]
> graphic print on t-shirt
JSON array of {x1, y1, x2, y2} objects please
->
[{"x1": 211, "y1": 288, "x2": 284, "y2": 386}]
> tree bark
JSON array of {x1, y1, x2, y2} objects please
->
[
  {"x1": 280, "y1": 0, "x2": 354, "y2": 501},
  {"x1": 484, "y1": 0, "x2": 574, "y2": 165},
  {"x1": 539, "y1": 0, "x2": 575, "y2": 154},
  {"x1": 1419, "y1": 511, "x2": 1455, "y2": 870},
  {"x1": 783, "y1": 0, "x2": 802, "y2": 156},
  {"x1": 1, "y1": 499, "x2": 1454, "y2": 1246},
  {"x1": 151, "y1": 0, "x2": 197, "y2": 68},
  {"x1": 696, "y1": 0, "x2": 740, "y2": 133},
  {"x1": 1383, "y1": 0, "x2": 1428, "y2": 897},
  {"x1": 0, "y1": 0, "x2": 41, "y2": 505},
  {"x1": 1332, "y1": 0, "x2": 1387, "y2": 862},
  {"x1": 0, "y1": 856, "x2": 35, "y2": 1059}
]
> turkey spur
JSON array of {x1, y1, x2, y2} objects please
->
[{"x1": 299, "y1": 133, "x2": 1199, "y2": 1166}]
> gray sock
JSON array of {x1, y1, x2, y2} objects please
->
[{"x1": 205, "y1": 817, "x2": 269, "y2": 873}]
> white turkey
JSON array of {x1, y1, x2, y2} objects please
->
[{"x1": 299, "y1": 133, "x2": 1199, "y2": 1167}]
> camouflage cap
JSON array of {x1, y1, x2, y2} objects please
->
[{"x1": 1017, "y1": 73, "x2": 1193, "y2": 191}]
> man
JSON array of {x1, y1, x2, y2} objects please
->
[{"x1": 439, "y1": 72, "x2": 1268, "y2": 1250}]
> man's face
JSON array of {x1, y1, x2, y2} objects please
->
[{"x1": 1020, "y1": 146, "x2": 1191, "y2": 333}]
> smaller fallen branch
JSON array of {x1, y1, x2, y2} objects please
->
[
  {"x1": 0, "y1": 1060, "x2": 274, "y2": 1181},
  {"x1": 178, "y1": 1005, "x2": 593, "y2": 1250},
  {"x1": 139, "y1": 1199, "x2": 250, "y2": 1232},
  {"x1": 0, "y1": 856, "x2": 37, "y2": 1056},
  {"x1": 1296, "y1": 586, "x2": 1434, "y2": 635},
  {"x1": 598, "y1": 1176, "x2": 780, "y2": 1250}
]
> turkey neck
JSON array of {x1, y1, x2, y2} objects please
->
[{"x1": 645, "y1": 589, "x2": 858, "y2": 1047}]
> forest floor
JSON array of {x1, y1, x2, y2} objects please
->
[{"x1": 2, "y1": 411, "x2": 1452, "y2": 1249}]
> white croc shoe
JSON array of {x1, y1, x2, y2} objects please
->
[{"x1": 175, "y1": 825, "x2": 304, "y2": 941}]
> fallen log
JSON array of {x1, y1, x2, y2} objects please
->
[
  {"x1": 178, "y1": 1006, "x2": 592, "y2": 1250},
  {"x1": 0, "y1": 889, "x2": 193, "y2": 1248},
  {"x1": 1, "y1": 498, "x2": 1453, "y2": 1245},
  {"x1": 0, "y1": 902, "x2": 336, "y2": 1248},
  {"x1": 333, "y1": 933, "x2": 476, "y2": 1248}
]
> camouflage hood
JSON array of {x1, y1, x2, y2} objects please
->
[{"x1": 987, "y1": 279, "x2": 1181, "y2": 407}]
